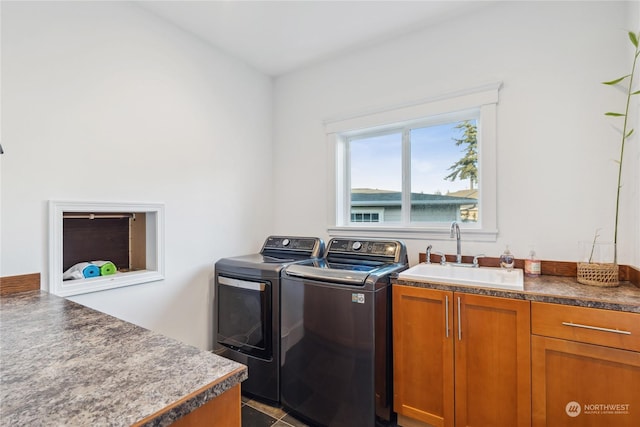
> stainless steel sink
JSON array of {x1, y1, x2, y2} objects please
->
[{"x1": 398, "y1": 263, "x2": 524, "y2": 291}]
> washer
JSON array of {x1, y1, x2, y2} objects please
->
[
  {"x1": 280, "y1": 238, "x2": 408, "y2": 426},
  {"x1": 214, "y1": 236, "x2": 324, "y2": 403}
]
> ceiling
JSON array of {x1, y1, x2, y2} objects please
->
[{"x1": 137, "y1": 1, "x2": 496, "y2": 76}]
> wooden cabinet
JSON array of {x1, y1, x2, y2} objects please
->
[
  {"x1": 133, "y1": 384, "x2": 242, "y2": 427},
  {"x1": 454, "y1": 291, "x2": 531, "y2": 427},
  {"x1": 393, "y1": 285, "x2": 531, "y2": 427},
  {"x1": 531, "y1": 302, "x2": 640, "y2": 427},
  {"x1": 392, "y1": 286, "x2": 454, "y2": 427},
  {"x1": 171, "y1": 384, "x2": 241, "y2": 427}
]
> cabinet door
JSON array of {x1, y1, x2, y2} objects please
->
[
  {"x1": 532, "y1": 335, "x2": 640, "y2": 427},
  {"x1": 167, "y1": 384, "x2": 241, "y2": 427},
  {"x1": 393, "y1": 285, "x2": 454, "y2": 427},
  {"x1": 455, "y1": 293, "x2": 531, "y2": 427}
]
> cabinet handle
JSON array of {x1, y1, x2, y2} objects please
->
[
  {"x1": 457, "y1": 297, "x2": 462, "y2": 341},
  {"x1": 561, "y1": 321, "x2": 631, "y2": 335},
  {"x1": 445, "y1": 295, "x2": 450, "y2": 338}
]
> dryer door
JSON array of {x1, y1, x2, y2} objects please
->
[{"x1": 217, "y1": 275, "x2": 272, "y2": 360}]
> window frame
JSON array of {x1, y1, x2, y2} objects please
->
[{"x1": 325, "y1": 83, "x2": 501, "y2": 242}]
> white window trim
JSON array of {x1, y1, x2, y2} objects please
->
[
  {"x1": 325, "y1": 83, "x2": 501, "y2": 242},
  {"x1": 49, "y1": 200, "x2": 165, "y2": 296}
]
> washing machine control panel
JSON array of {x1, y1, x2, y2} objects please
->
[{"x1": 328, "y1": 239, "x2": 402, "y2": 260}]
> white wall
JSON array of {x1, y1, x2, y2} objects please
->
[
  {"x1": 0, "y1": 1, "x2": 273, "y2": 349},
  {"x1": 2, "y1": 1, "x2": 639, "y2": 351},
  {"x1": 273, "y1": 1, "x2": 640, "y2": 269}
]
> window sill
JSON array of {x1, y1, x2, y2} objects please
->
[{"x1": 327, "y1": 226, "x2": 498, "y2": 242}]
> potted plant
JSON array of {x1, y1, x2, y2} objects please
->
[{"x1": 577, "y1": 30, "x2": 639, "y2": 287}]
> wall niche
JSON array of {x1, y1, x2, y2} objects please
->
[{"x1": 49, "y1": 201, "x2": 164, "y2": 296}]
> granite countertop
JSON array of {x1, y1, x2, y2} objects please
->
[
  {"x1": 0, "y1": 291, "x2": 247, "y2": 426},
  {"x1": 394, "y1": 273, "x2": 640, "y2": 313}
]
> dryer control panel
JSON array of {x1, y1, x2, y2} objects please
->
[{"x1": 262, "y1": 236, "x2": 324, "y2": 257}]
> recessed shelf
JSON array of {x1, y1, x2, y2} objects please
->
[{"x1": 49, "y1": 201, "x2": 165, "y2": 296}]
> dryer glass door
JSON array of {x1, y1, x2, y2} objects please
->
[{"x1": 217, "y1": 275, "x2": 272, "y2": 360}]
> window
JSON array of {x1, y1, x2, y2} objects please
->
[
  {"x1": 326, "y1": 83, "x2": 500, "y2": 241},
  {"x1": 348, "y1": 117, "x2": 478, "y2": 224}
]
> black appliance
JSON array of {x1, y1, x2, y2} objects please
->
[
  {"x1": 215, "y1": 236, "x2": 324, "y2": 403},
  {"x1": 280, "y1": 238, "x2": 408, "y2": 427}
]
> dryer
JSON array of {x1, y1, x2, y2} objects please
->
[{"x1": 215, "y1": 236, "x2": 324, "y2": 403}]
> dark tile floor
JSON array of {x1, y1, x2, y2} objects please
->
[
  {"x1": 241, "y1": 395, "x2": 310, "y2": 427},
  {"x1": 240, "y1": 395, "x2": 401, "y2": 427}
]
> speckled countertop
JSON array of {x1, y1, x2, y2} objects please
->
[
  {"x1": 394, "y1": 274, "x2": 640, "y2": 313},
  {"x1": 0, "y1": 291, "x2": 247, "y2": 426}
]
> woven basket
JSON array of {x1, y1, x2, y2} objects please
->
[{"x1": 577, "y1": 262, "x2": 619, "y2": 287}]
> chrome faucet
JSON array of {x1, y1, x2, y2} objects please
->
[
  {"x1": 450, "y1": 221, "x2": 462, "y2": 264},
  {"x1": 425, "y1": 244, "x2": 433, "y2": 264}
]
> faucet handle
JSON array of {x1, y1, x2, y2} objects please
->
[
  {"x1": 473, "y1": 254, "x2": 485, "y2": 267},
  {"x1": 433, "y1": 251, "x2": 447, "y2": 265}
]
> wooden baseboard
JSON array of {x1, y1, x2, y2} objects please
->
[
  {"x1": 0, "y1": 273, "x2": 41, "y2": 296},
  {"x1": 624, "y1": 265, "x2": 640, "y2": 285}
]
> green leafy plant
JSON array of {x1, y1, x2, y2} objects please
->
[
  {"x1": 602, "y1": 30, "x2": 640, "y2": 264},
  {"x1": 445, "y1": 121, "x2": 478, "y2": 190}
]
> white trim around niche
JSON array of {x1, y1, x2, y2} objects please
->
[{"x1": 48, "y1": 201, "x2": 165, "y2": 297}]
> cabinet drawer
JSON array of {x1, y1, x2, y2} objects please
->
[{"x1": 531, "y1": 302, "x2": 640, "y2": 352}]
